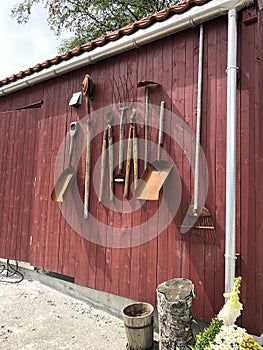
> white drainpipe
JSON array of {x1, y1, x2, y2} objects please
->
[
  {"x1": 0, "y1": 0, "x2": 254, "y2": 96},
  {"x1": 225, "y1": 8, "x2": 238, "y2": 294}
]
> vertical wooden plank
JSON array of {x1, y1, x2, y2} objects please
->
[
  {"x1": 116, "y1": 157, "x2": 132, "y2": 297},
  {"x1": 45, "y1": 78, "x2": 66, "y2": 272},
  {"x1": 1, "y1": 113, "x2": 14, "y2": 258},
  {"x1": 128, "y1": 48, "x2": 142, "y2": 302},
  {"x1": 9, "y1": 111, "x2": 24, "y2": 259},
  {"x1": 254, "y1": 12, "x2": 263, "y2": 334},
  {"x1": 0, "y1": 112, "x2": 10, "y2": 258},
  {"x1": 182, "y1": 27, "x2": 196, "y2": 294},
  {"x1": 235, "y1": 19, "x2": 242, "y2": 280},
  {"x1": 30, "y1": 81, "x2": 55, "y2": 269},
  {"x1": 92, "y1": 58, "x2": 114, "y2": 294},
  {"x1": 202, "y1": 21, "x2": 217, "y2": 321},
  {"x1": 214, "y1": 17, "x2": 228, "y2": 314},
  {"x1": 71, "y1": 70, "x2": 94, "y2": 285},
  {"x1": 105, "y1": 57, "x2": 123, "y2": 296},
  {"x1": 156, "y1": 36, "x2": 173, "y2": 289},
  {"x1": 135, "y1": 45, "x2": 150, "y2": 302},
  {"x1": 142, "y1": 42, "x2": 159, "y2": 305},
  {"x1": 185, "y1": 27, "x2": 206, "y2": 319},
  {"x1": 39, "y1": 103, "x2": 55, "y2": 269},
  {"x1": 15, "y1": 109, "x2": 37, "y2": 262},
  {"x1": 239, "y1": 18, "x2": 257, "y2": 332},
  {"x1": 166, "y1": 32, "x2": 185, "y2": 281},
  {"x1": 73, "y1": 68, "x2": 97, "y2": 288},
  {"x1": 5, "y1": 111, "x2": 20, "y2": 260},
  {"x1": 173, "y1": 32, "x2": 189, "y2": 281},
  {"x1": 83, "y1": 67, "x2": 100, "y2": 286},
  {"x1": 58, "y1": 73, "x2": 81, "y2": 278},
  {"x1": 162, "y1": 33, "x2": 179, "y2": 285}
]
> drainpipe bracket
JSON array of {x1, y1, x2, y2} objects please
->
[
  {"x1": 224, "y1": 254, "x2": 238, "y2": 260},
  {"x1": 225, "y1": 65, "x2": 239, "y2": 72}
]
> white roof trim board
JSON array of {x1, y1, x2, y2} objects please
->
[{"x1": 0, "y1": 0, "x2": 254, "y2": 97}]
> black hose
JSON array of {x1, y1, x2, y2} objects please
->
[{"x1": 0, "y1": 260, "x2": 24, "y2": 284}]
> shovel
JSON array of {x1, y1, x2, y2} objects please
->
[
  {"x1": 135, "y1": 101, "x2": 172, "y2": 201},
  {"x1": 51, "y1": 122, "x2": 78, "y2": 202}
]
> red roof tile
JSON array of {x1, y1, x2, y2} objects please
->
[{"x1": 0, "y1": 0, "x2": 210, "y2": 87}]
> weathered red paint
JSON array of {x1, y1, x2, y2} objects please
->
[{"x1": 0, "y1": 13, "x2": 262, "y2": 335}]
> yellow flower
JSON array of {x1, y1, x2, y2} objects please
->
[
  {"x1": 207, "y1": 325, "x2": 263, "y2": 349},
  {"x1": 241, "y1": 334, "x2": 263, "y2": 349}
]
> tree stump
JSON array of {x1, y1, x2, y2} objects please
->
[{"x1": 157, "y1": 278, "x2": 195, "y2": 350}]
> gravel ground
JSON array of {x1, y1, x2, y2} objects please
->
[{"x1": 0, "y1": 273, "x2": 127, "y2": 350}]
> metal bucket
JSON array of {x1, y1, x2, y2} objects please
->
[{"x1": 122, "y1": 302, "x2": 154, "y2": 350}]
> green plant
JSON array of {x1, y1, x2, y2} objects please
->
[
  {"x1": 191, "y1": 317, "x2": 223, "y2": 350},
  {"x1": 187, "y1": 277, "x2": 262, "y2": 350}
]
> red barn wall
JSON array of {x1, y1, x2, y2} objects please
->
[{"x1": 0, "y1": 12, "x2": 262, "y2": 335}]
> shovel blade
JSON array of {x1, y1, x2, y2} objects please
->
[
  {"x1": 135, "y1": 160, "x2": 172, "y2": 200},
  {"x1": 51, "y1": 167, "x2": 76, "y2": 202}
]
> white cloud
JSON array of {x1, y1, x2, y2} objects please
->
[{"x1": 0, "y1": 1, "x2": 65, "y2": 79}]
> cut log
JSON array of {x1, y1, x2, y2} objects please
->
[{"x1": 157, "y1": 278, "x2": 195, "y2": 350}]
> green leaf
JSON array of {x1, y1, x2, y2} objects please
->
[{"x1": 11, "y1": 0, "x2": 183, "y2": 52}]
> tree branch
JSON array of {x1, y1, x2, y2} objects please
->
[{"x1": 66, "y1": 0, "x2": 108, "y2": 30}]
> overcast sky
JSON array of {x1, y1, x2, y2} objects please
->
[{"x1": 0, "y1": 1, "x2": 66, "y2": 79}]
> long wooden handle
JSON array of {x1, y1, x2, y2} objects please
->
[
  {"x1": 99, "y1": 128, "x2": 108, "y2": 202},
  {"x1": 124, "y1": 125, "x2": 133, "y2": 198},
  {"x1": 108, "y1": 127, "x2": 114, "y2": 202},
  {"x1": 157, "y1": 101, "x2": 165, "y2": 161},
  {"x1": 133, "y1": 125, "x2": 138, "y2": 190},
  {"x1": 84, "y1": 121, "x2": 91, "y2": 219},
  {"x1": 144, "y1": 92, "x2": 149, "y2": 169},
  {"x1": 118, "y1": 109, "x2": 125, "y2": 172}
]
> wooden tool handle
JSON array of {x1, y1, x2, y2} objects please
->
[
  {"x1": 144, "y1": 93, "x2": 149, "y2": 169},
  {"x1": 133, "y1": 125, "x2": 138, "y2": 190},
  {"x1": 157, "y1": 101, "x2": 165, "y2": 161},
  {"x1": 118, "y1": 109, "x2": 125, "y2": 171},
  {"x1": 84, "y1": 120, "x2": 91, "y2": 218},
  {"x1": 124, "y1": 125, "x2": 133, "y2": 198},
  {"x1": 108, "y1": 127, "x2": 114, "y2": 202},
  {"x1": 99, "y1": 128, "x2": 108, "y2": 202}
]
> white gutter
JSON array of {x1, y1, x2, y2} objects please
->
[
  {"x1": 0, "y1": 0, "x2": 253, "y2": 96},
  {"x1": 225, "y1": 8, "x2": 238, "y2": 294}
]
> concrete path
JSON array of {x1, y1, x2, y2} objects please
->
[{"x1": 0, "y1": 274, "x2": 127, "y2": 350}]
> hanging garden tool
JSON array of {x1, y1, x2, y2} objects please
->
[
  {"x1": 124, "y1": 109, "x2": 138, "y2": 198},
  {"x1": 114, "y1": 106, "x2": 130, "y2": 183},
  {"x1": 107, "y1": 115, "x2": 114, "y2": 202},
  {"x1": 51, "y1": 121, "x2": 79, "y2": 202},
  {"x1": 82, "y1": 74, "x2": 93, "y2": 219},
  {"x1": 183, "y1": 24, "x2": 214, "y2": 231},
  {"x1": 137, "y1": 80, "x2": 159, "y2": 170},
  {"x1": 99, "y1": 113, "x2": 114, "y2": 203},
  {"x1": 135, "y1": 101, "x2": 173, "y2": 200}
]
